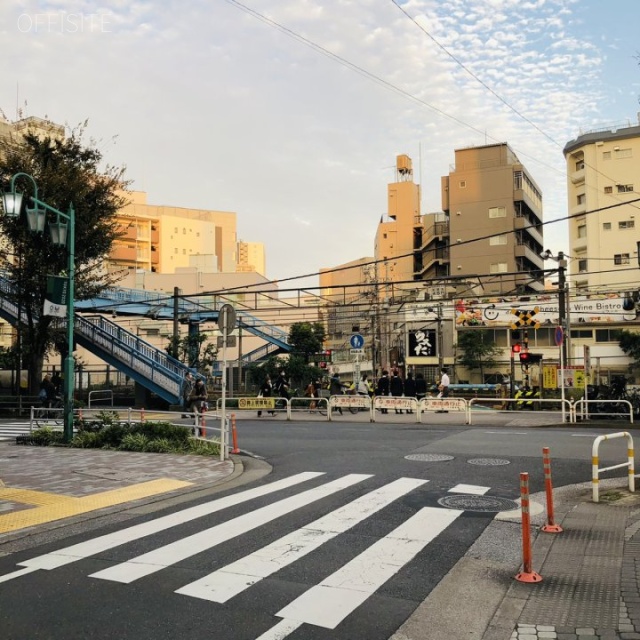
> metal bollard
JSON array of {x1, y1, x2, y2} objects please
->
[
  {"x1": 231, "y1": 413, "x2": 240, "y2": 454},
  {"x1": 541, "y1": 447, "x2": 563, "y2": 533}
]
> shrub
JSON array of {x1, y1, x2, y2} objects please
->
[
  {"x1": 144, "y1": 438, "x2": 175, "y2": 454},
  {"x1": 133, "y1": 421, "x2": 191, "y2": 444},
  {"x1": 118, "y1": 433, "x2": 149, "y2": 452},
  {"x1": 187, "y1": 438, "x2": 220, "y2": 456},
  {"x1": 71, "y1": 431, "x2": 103, "y2": 448},
  {"x1": 29, "y1": 427, "x2": 65, "y2": 446}
]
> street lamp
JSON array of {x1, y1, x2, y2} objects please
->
[{"x1": 2, "y1": 172, "x2": 75, "y2": 442}]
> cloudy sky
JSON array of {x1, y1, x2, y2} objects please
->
[{"x1": 2, "y1": 0, "x2": 639, "y2": 290}]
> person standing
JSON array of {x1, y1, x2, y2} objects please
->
[
  {"x1": 189, "y1": 378, "x2": 208, "y2": 413},
  {"x1": 376, "y1": 370, "x2": 390, "y2": 414},
  {"x1": 390, "y1": 369, "x2": 404, "y2": 414},
  {"x1": 258, "y1": 375, "x2": 274, "y2": 417},
  {"x1": 329, "y1": 372, "x2": 345, "y2": 415},
  {"x1": 437, "y1": 368, "x2": 450, "y2": 413},
  {"x1": 415, "y1": 372, "x2": 427, "y2": 401},
  {"x1": 274, "y1": 370, "x2": 290, "y2": 400},
  {"x1": 404, "y1": 372, "x2": 417, "y2": 414}
]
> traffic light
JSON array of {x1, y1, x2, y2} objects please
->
[
  {"x1": 511, "y1": 343, "x2": 521, "y2": 355},
  {"x1": 520, "y1": 352, "x2": 542, "y2": 364}
]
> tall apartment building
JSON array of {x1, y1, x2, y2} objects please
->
[
  {"x1": 440, "y1": 143, "x2": 545, "y2": 295},
  {"x1": 564, "y1": 118, "x2": 640, "y2": 293},
  {"x1": 110, "y1": 191, "x2": 238, "y2": 275}
]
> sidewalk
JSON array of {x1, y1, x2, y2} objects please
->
[
  {"x1": 0, "y1": 442, "x2": 236, "y2": 540},
  {"x1": 392, "y1": 477, "x2": 640, "y2": 640}
]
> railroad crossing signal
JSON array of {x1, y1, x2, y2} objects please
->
[{"x1": 510, "y1": 307, "x2": 540, "y2": 330}]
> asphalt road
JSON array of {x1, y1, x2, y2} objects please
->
[{"x1": 0, "y1": 417, "x2": 632, "y2": 640}]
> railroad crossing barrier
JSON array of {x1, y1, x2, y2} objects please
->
[
  {"x1": 592, "y1": 431, "x2": 635, "y2": 503},
  {"x1": 468, "y1": 397, "x2": 573, "y2": 423},
  {"x1": 418, "y1": 397, "x2": 469, "y2": 424},
  {"x1": 575, "y1": 398, "x2": 634, "y2": 423}
]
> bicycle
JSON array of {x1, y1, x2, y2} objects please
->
[{"x1": 33, "y1": 394, "x2": 64, "y2": 428}]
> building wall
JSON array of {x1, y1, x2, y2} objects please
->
[
  {"x1": 237, "y1": 240, "x2": 266, "y2": 276},
  {"x1": 443, "y1": 143, "x2": 545, "y2": 295},
  {"x1": 564, "y1": 120, "x2": 640, "y2": 293}
]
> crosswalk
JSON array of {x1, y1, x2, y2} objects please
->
[
  {"x1": 0, "y1": 422, "x2": 32, "y2": 441},
  {"x1": 0, "y1": 472, "x2": 500, "y2": 639}
]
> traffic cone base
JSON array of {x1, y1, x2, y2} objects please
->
[
  {"x1": 541, "y1": 523, "x2": 563, "y2": 533},
  {"x1": 515, "y1": 570, "x2": 542, "y2": 583}
]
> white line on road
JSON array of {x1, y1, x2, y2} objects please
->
[
  {"x1": 483, "y1": 431, "x2": 527, "y2": 435},
  {"x1": 255, "y1": 619, "x2": 302, "y2": 640},
  {"x1": 175, "y1": 477, "x2": 428, "y2": 603},
  {"x1": 19, "y1": 472, "x2": 325, "y2": 573},
  {"x1": 90, "y1": 474, "x2": 372, "y2": 584},
  {"x1": 0, "y1": 566, "x2": 39, "y2": 584},
  {"x1": 272, "y1": 506, "x2": 462, "y2": 632},
  {"x1": 449, "y1": 484, "x2": 490, "y2": 495}
]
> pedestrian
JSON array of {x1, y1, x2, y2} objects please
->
[
  {"x1": 189, "y1": 378, "x2": 208, "y2": 414},
  {"x1": 274, "y1": 370, "x2": 290, "y2": 400},
  {"x1": 305, "y1": 379, "x2": 317, "y2": 412},
  {"x1": 436, "y1": 368, "x2": 450, "y2": 413},
  {"x1": 329, "y1": 372, "x2": 345, "y2": 415},
  {"x1": 404, "y1": 372, "x2": 416, "y2": 414},
  {"x1": 39, "y1": 373, "x2": 56, "y2": 408},
  {"x1": 181, "y1": 371, "x2": 194, "y2": 417},
  {"x1": 415, "y1": 372, "x2": 427, "y2": 401},
  {"x1": 258, "y1": 375, "x2": 274, "y2": 417},
  {"x1": 357, "y1": 373, "x2": 370, "y2": 396},
  {"x1": 376, "y1": 370, "x2": 390, "y2": 414},
  {"x1": 390, "y1": 369, "x2": 404, "y2": 414},
  {"x1": 51, "y1": 369, "x2": 63, "y2": 394}
]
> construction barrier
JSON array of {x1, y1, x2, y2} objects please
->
[
  {"x1": 514, "y1": 472, "x2": 543, "y2": 583},
  {"x1": 418, "y1": 397, "x2": 469, "y2": 424},
  {"x1": 541, "y1": 447, "x2": 562, "y2": 534},
  {"x1": 592, "y1": 432, "x2": 635, "y2": 503}
]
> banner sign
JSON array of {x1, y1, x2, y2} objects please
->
[
  {"x1": 408, "y1": 329, "x2": 437, "y2": 356},
  {"x1": 238, "y1": 398, "x2": 275, "y2": 410},
  {"x1": 454, "y1": 294, "x2": 636, "y2": 327},
  {"x1": 43, "y1": 275, "x2": 68, "y2": 318}
]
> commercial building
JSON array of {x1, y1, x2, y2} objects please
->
[{"x1": 563, "y1": 117, "x2": 640, "y2": 294}]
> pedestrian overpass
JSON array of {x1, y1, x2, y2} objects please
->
[{"x1": 0, "y1": 277, "x2": 291, "y2": 406}]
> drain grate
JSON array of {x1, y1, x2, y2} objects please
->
[
  {"x1": 404, "y1": 453, "x2": 454, "y2": 462},
  {"x1": 467, "y1": 458, "x2": 510, "y2": 466},
  {"x1": 438, "y1": 494, "x2": 519, "y2": 512}
]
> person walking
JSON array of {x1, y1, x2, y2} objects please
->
[
  {"x1": 404, "y1": 372, "x2": 417, "y2": 414},
  {"x1": 274, "y1": 370, "x2": 290, "y2": 401},
  {"x1": 189, "y1": 378, "x2": 208, "y2": 414},
  {"x1": 329, "y1": 372, "x2": 345, "y2": 415},
  {"x1": 376, "y1": 370, "x2": 390, "y2": 414},
  {"x1": 390, "y1": 369, "x2": 404, "y2": 414},
  {"x1": 258, "y1": 375, "x2": 274, "y2": 417},
  {"x1": 39, "y1": 374, "x2": 56, "y2": 409},
  {"x1": 437, "y1": 368, "x2": 450, "y2": 413},
  {"x1": 304, "y1": 379, "x2": 317, "y2": 412}
]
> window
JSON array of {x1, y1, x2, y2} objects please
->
[
  {"x1": 383, "y1": 233, "x2": 387, "y2": 239},
  {"x1": 604, "y1": 186, "x2": 613, "y2": 194},
  {"x1": 578, "y1": 259, "x2": 588, "y2": 273},
  {"x1": 603, "y1": 151, "x2": 611, "y2": 160},
  {"x1": 174, "y1": 227, "x2": 178, "y2": 233},
  {"x1": 577, "y1": 194, "x2": 586, "y2": 205},
  {"x1": 596, "y1": 329, "x2": 622, "y2": 343},
  {"x1": 183, "y1": 249, "x2": 186, "y2": 255},
  {"x1": 489, "y1": 234, "x2": 507, "y2": 245},
  {"x1": 489, "y1": 206, "x2": 506, "y2": 218},
  {"x1": 619, "y1": 220, "x2": 635, "y2": 229},
  {"x1": 489, "y1": 262, "x2": 508, "y2": 273},
  {"x1": 459, "y1": 181, "x2": 466, "y2": 188},
  {"x1": 575, "y1": 160, "x2": 585, "y2": 171},
  {"x1": 577, "y1": 224, "x2": 587, "y2": 238},
  {"x1": 603, "y1": 222, "x2": 612, "y2": 231},
  {"x1": 617, "y1": 184, "x2": 634, "y2": 193},
  {"x1": 614, "y1": 148, "x2": 632, "y2": 159},
  {"x1": 614, "y1": 253, "x2": 630, "y2": 265},
  {"x1": 571, "y1": 329, "x2": 593, "y2": 339}
]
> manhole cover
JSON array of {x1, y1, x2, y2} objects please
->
[
  {"x1": 438, "y1": 495, "x2": 519, "y2": 512},
  {"x1": 467, "y1": 458, "x2": 511, "y2": 466},
  {"x1": 404, "y1": 453, "x2": 454, "y2": 462}
]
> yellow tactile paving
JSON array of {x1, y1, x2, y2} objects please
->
[
  {"x1": 0, "y1": 488, "x2": 77, "y2": 506},
  {"x1": 0, "y1": 478, "x2": 193, "y2": 534}
]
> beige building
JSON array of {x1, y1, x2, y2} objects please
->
[
  {"x1": 441, "y1": 143, "x2": 545, "y2": 296},
  {"x1": 564, "y1": 119, "x2": 640, "y2": 293},
  {"x1": 237, "y1": 240, "x2": 266, "y2": 276},
  {"x1": 110, "y1": 191, "x2": 238, "y2": 276}
]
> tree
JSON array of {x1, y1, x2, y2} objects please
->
[
  {"x1": 246, "y1": 355, "x2": 322, "y2": 393},
  {"x1": 456, "y1": 329, "x2": 502, "y2": 380},
  {"x1": 288, "y1": 322, "x2": 325, "y2": 362},
  {"x1": 165, "y1": 332, "x2": 218, "y2": 375},
  {"x1": 0, "y1": 124, "x2": 128, "y2": 391},
  {"x1": 619, "y1": 330, "x2": 640, "y2": 374}
]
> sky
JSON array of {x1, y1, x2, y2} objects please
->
[{"x1": 1, "y1": 0, "x2": 639, "y2": 291}]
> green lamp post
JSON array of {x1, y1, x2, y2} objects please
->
[{"x1": 2, "y1": 172, "x2": 76, "y2": 442}]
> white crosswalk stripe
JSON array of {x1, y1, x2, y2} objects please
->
[{"x1": 6, "y1": 472, "x2": 500, "y2": 638}]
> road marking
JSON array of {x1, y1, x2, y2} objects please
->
[
  {"x1": 273, "y1": 506, "x2": 462, "y2": 631},
  {"x1": 176, "y1": 477, "x2": 428, "y2": 603},
  {"x1": 255, "y1": 619, "x2": 302, "y2": 640},
  {"x1": 484, "y1": 431, "x2": 527, "y2": 435},
  {"x1": 18, "y1": 472, "x2": 324, "y2": 573},
  {"x1": 90, "y1": 474, "x2": 372, "y2": 584},
  {"x1": 449, "y1": 484, "x2": 490, "y2": 495},
  {"x1": 0, "y1": 566, "x2": 39, "y2": 584}
]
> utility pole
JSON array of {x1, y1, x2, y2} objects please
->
[
  {"x1": 437, "y1": 302, "x2": 444, "y2": 372},
  {"x1": 556, "y1": 252, "x2": 569, "y2": 364}
]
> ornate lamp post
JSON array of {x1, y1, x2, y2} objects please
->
[{"x1": 2, "y1": 172, "x2": 75, "y2": 442}]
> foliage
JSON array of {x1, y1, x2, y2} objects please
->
[
  {"x1": 22, "y1": 426, "x2": 64, "y2": 446},
  {"x1": 288, "y1": 322, "x2": 326, "y2": 362},
  {"x1": 119, "y1": 432, "x2": 150, "y2": 452},
  {"x1": 456, "y1": 330, "x2": 502, "y2": 378},
  {"x1": 0, "y1": 124, "x2": 129, "y2": 391},
  {"x1": 246, "y1": 354, "x2": 322, "y2": 393},
  {"x1": 619, "y1": 330, "x2": 640, "y2": 372},
  {"x1": 166, "y1": 332, "x2": 218, "y2": 375}
]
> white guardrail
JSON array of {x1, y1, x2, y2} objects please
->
[
  {"x1": 591, "y1": 431, "x2": 635, "y2": 503},
  {"x1": 468, "y1": 397, "x2": 574, "y2": 423}
]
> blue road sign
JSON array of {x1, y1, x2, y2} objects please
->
[
  {"x1": 350, "y1": 333, "x2": 365, "y2": 349},
  {"x1": 554, "y1": 326, "x2": 564, "y2": 347}
]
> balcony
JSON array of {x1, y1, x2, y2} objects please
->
[
  {"x1": 571, "y1": 168, "x2": 585, "y2": 184},
  {"x1": 514, "y1": 217, "x2": 543, "y2": 246}
]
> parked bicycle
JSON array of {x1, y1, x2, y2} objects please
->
[
  {"x1": 588, "y1": 376, "x2": 640, "y2": 418},
  {"x1": 33, "y1": 393, "x2": 64, "y2": 428}
]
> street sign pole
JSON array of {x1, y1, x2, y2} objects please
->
[
  {"x1": 556, "y1": 326, "x2": 566, "y2": 423},
  {"x1": 218, "y1": 304, "x2": 237, "y2": 461}
]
